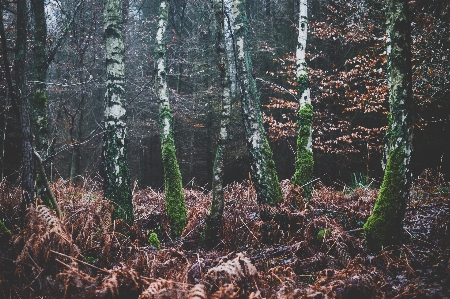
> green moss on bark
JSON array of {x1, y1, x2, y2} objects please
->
[
  {"x1": 159, "y1": 106, "x2": 186, "y2": 238},
  {"x1": 297, "y1": 74, "x2": 309, "y2": 97},
  {"x1": 147, "y1": 232, "x2": 161, "y2": 249},
  {"x1": 364, "y1": 147, "x2": 407, "y2": 251},
  {"x1": 161, "y1": 133, "x2": 187, "y2": 237},
  {"x1": 0, "y1": 220, "x2": 10, "y2": 234},
  {"x1": 292, "y1": 103, "x2": 314, "y2": 198}
]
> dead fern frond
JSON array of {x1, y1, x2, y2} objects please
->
[
  {"x1": 188, "y1": 283, "x2": 207, "y2": 299},
  {"x1": 205, "y1": 253, "x2": 258, "y2": 298},
  {"x1": 210, "y1": 283, "x2": 240, "y2": 299},
  {"x1": 96, "y1": 264, "x2": 141, "y2": 298}
]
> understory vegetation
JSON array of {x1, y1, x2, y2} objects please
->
[{"x1": 0, "y1": 170, "x2": 449, "y2": 298}]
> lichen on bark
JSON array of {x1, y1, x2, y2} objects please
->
[
  {"x1": 232, "y1": 0, "x2": 282, "y2": 206},
  {"x1": 203, "y1": 0, "x2": 232, "y2": 248},
  {"x1": 102, "y1": 0, "x2": 133, "y2": 223}
]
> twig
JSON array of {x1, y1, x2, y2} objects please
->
[
  {"x1": 345, "y1": 228, "x2": 364, "y2": 233},
  {"x1": 238, "y1": 215, "x2": 259, "y2": 243},
  {"x1": 50, "y1": 250, "x2": 109, "y2": 273},
  {"x1": 33, "y1": 150, "x2": 62, "y2": 220}
]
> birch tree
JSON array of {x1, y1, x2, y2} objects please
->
[
  {"x1": 231, "y1": 0, "x2": 282, "y2": 208},
  {"x1": 292, "y1": 0, "x2": 314, "y2": 198},
  {"x1": 364, "y1": 0, "x2": 412, "y2": 251},
  {"x1": 204, "y1": 0, "x2": 232, "y2": 247},
  {"x1": 154, "y1": 0, "x2": 187, "y2": 238},
  {"x1": 102, "y1": 0, "x2": 133, "y2": 223}
]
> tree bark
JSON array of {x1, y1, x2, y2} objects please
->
[
  {"x1": 292, "y1": 0, "x2": 314, "y2": 199},
  {"x1": 364, "y1": 0, "x2": 412, "y2": 251},
  {"x1": 204, "y1": 0, "x2": 232, "y2": 248},
  {"x1": 15, "y1": 0, "x2": 35, "y2": 214},
  {"x1": 102, "y1": 0, "x2": 134, "y2": 223},
  {"x1": 154, "y1": 0, "x2": 187, "y2": 238},
  {"x1": 231, "y1": 0, "x2": 282, "y2": 207},
  {"x1": 31, "y1": 0, "x2": 53, "y2": 207}
]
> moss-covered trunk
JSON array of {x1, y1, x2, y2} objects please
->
[
  {"x1": 154, "y1": 0, "x2": 187, "y2": 238},
  {"x1": 102, "y1": 0, "x2": 133, "y2": 223},
  {"x1": 364, "y1": 0, "x2": 412, "y2": 251},
  {"x1": 231, "y1": 0, "x2": 282, "y2": 207},
  {"x1": 204, "y1": 0, "x2": 232, "y2": 248},
  {"x1": 292, "y1": 0, "x2": 314, "y2": 198}
]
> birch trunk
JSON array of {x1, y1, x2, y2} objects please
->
[
  {"x1": 154, "y1": 0, "x2": 187, "y2": 238},
  {"x1": 204, "y1": 0, "x2": 232, "y2": 248},
  {"x1": 102, "y1": 0, "x2": 133, "y2": 223},
  {"x1": 292, "y1": 0, "x2": 314, "y2": 198},
  {"x1": 231, "y1": 0, "x2": 282, "y2": 207},
  {"x1": 364, "y1": 0, "x2": 412, "y2": 251}
]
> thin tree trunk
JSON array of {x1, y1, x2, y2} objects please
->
[
  {"x1": 364, "y1": 0, "x2": 412, "y2": 251},
  {"x1": 154, "y1": 0, "x2": 187, "y2": 238},
  {"x1": 30, "y1": 0, "x2": 54, "y2": 207},
  {"x1": 15, "y1": 0, "x2": 34, "y2": 213},
  {"x1": 204, "y1": 0, "x2": 232, "y2": 248},
  {"x1": 292, "y1": 0, "x2": 314, "y2": 199},
  {"x1": 231, "y1": 0, "x2": 282, "y2": 208},
  {"x1": 102, "y1": 0, "x2": 133, "y2": 223}
]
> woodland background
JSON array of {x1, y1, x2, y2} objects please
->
[{"x1": 1, "y1": 0, "x2": 449, "y2": 188}]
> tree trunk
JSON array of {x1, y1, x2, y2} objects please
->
[
  {"x1": 15, "y1": 0, "x2": 35, "y2": 214},
  {"x1": 31, "y1": 0, "x2": 52, "y2": 207},
  {"x1": 154, "y1": 0, "x2": 187, "y2": 238},
  {"x1": 231, "y1": 0, "x2": 282, "y2": 208},
  {"x1": 102, "y1": 0, "x2": 133, "y2": 223},
  {"x1": 204, "y1": 0, "x2": 232, "y2": 248},
  {"x1": 292, "y1": 0, "x2": 314, "y2": 199},
  {"x1": 364, "y1": 0, "x2": 412, "y2": 251}
]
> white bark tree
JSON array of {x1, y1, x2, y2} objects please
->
[
  {"x1": 292, "y1": 0, "x2": 314, "y2": 198},
  {"x1": 154, "y1": 0, "x2": 187, "y2": 238},
  {"x1": 231, "y1": 0, "x2": 282, "y2": 208},
  {"x1": 204, "y1": 0, "x2": 233, "y2": 248},
  {"x1": 102, "y1": 0, "x2": 133, "y2": 223}
]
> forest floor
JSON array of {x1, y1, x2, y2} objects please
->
[{"x1": 0, "y1": 170, "x2": 449, "y2": 298}]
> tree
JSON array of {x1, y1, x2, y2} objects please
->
[
  {"x1": 30, "y1": 0, "x2": 53, "y2": 207},
  {"x1": 231, "y1": 0, "x2": 282, "y2": 209},
  {"x1": 154, "y1": 0, "x2": 187, "y2": 237},
  {"x1": 102, "y1": 0, "x2": 133, "y2": 223},
  {"x1": 364, "y1": 0, "x2": 412, "y2": 251},
  {"x1": 292, "y1": 0, "x2": 314, "y2": 198},
  {"x1": 16, "y1": 0, "x2": 35, "y2": 214},
  {"x1": 203, "y1": 0, "x2": 232, "y2": 248}
]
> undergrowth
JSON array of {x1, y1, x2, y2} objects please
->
[{"x1": 0, "y1": 170, "x2": 448, "y2": 298}]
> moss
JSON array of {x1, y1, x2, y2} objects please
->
[
  {"x1": 147, "y1": 232, "x2": 161, "y2": 250},
  {"x1": 297, "y1": 74, "x2": 310, "y2": 97},
  {"x1": 161, "y1": 133, "x2": 187, "y2": 238},
  {"x1": 317, "y1": 228, "x2": 332, "y2": 241},
  {"x1": 293, "y1": 103, "x2": 314, "y2": 198},
  {"x1": 364, "y1": 147, "x2": 407, "y2": 251},
  {"x1": 0, "y1": 220, "x2": 10, "y2": 234}
]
